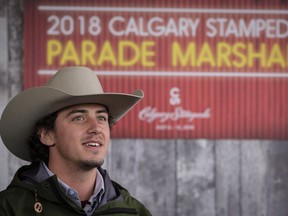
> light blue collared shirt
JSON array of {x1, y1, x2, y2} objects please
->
[{"x1": 42, "y1": 162, "x2": 105, "y2": 215}]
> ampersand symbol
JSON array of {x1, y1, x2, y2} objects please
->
[{"x1": 169, "y1": 87, "x2": 181, "y2": 106}]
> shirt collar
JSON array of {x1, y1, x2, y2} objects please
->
[{"x1": 41, "y1": 162, "x2": 105, "y2": 210}]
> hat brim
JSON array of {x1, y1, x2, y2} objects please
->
[{"x1": 0, "y1": 86, "x2": 143, "y2": 161}]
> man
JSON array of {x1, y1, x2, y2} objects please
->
[{"x1": 0, "y1": 66, "x2": 151, "y2": 215}]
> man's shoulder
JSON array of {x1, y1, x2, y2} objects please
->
[
  {"x1": 0, "y1": 185, "x2": 28, "y2": 201},
  {"x1": 110, "y1": 181, "x2": 152, "y2": 216},
  {"x1": 0, "y1": 172, "x2": 35, "y2": 201},
  {"x1": 0, "y1": 183, "x2": 35, "y2": 216},
  {"x1": 0, "y1": 163, "x2": 40, "y2": 201}
]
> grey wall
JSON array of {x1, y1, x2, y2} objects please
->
[{"x1": 1, "y1": 1, "x2": 288, "y2": 216}]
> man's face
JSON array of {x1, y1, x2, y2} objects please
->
[{"x1": 47, "y1": 104, "x2": 110, "y2": 171}]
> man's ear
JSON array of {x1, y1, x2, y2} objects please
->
[{"x1": 38, "y1": 128, "x2": 55, "y2": 146}]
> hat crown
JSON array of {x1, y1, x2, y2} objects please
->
[{"x1": 46, "y1": 66, "x2": 103, "y2": 95}]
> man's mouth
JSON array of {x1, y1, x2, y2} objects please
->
[{"x1": 83, "y1": 142, "x2": 102, "y2": 147}]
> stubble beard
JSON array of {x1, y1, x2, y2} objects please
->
[
  {"x1": 54, "y1": 141, "x2": 107, "y2": 172},
  {"x1": 75, "y1": 159, "x2": 105, "y2": 171}
]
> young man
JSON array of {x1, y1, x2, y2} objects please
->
[{"x1": 0, "y1": 66, "x2": 151, "y2": 215}]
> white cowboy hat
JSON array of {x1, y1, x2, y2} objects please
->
[{"x1": 0, "y1": 66, "x2": 143, "y2": 161}]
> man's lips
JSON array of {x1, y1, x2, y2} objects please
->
[{"x1": 82, "y1": 141, "x2": 103, "y2": 147}]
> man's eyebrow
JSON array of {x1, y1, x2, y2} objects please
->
[
  {"x1": 66, "y1": 109, "x2": 108, "y2": 116},
  {"x1": 96, "y1": 109, "x2": 108, "y2": 114},
  {"x1": 66, "y1": 109, "x2": 87, "y2": 116}
]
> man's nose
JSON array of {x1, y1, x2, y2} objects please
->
[{"x1": 87, "y1": 118, "x2": 102, "y2": 134}]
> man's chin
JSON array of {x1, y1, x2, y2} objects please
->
[{"x1": 77, "y1": 160, "x2": 104, "y2": 171}]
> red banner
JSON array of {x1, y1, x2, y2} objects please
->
[{"x1": 23, "y1": 0, "x2": 288, "y2": 139}]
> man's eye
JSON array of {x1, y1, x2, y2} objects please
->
[
  {"x1": 97, "y1": 116, "x2": 107, "y2": 121},
  {"x1": 73, "y1": 116, "x2": 85, "y2": 121}
]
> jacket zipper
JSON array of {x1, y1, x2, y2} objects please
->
[{"x1": 94, "y1": 207, "x2": 138, "y2": 215}]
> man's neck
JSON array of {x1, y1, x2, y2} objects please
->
[{"x1": 48, "y1": 162, "x2": 97, "y2": 201}]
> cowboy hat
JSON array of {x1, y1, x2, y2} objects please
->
[{"x1": 0, "y1": 66, "x2": 143, "y2": 161}]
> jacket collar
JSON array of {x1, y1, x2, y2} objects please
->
[{"x1": 8, "y1": 163, "x2": 124, "y2": 206}]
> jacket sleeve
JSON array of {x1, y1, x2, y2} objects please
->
[
  {"x1": 112, "y1": 181, "x2": 152, "y2": 216},
  {"x1": 124, "y1": 195, "x2": 152, "y2": 216}
]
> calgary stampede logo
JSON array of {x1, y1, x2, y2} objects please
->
[{"x1": 139, "y1": 87, "x2": 211, "y2": 131}]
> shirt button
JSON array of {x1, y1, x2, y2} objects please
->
[{"x1": 68, "y1": 189, "x2": 75, "y2": 196}]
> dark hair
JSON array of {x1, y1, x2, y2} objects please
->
[
  {"x1": 28, "y1": 111, "x2": 58, "y2": 164},
  {"x1": 28, "y1": 107, "x2": 115, "y2": 164}
]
